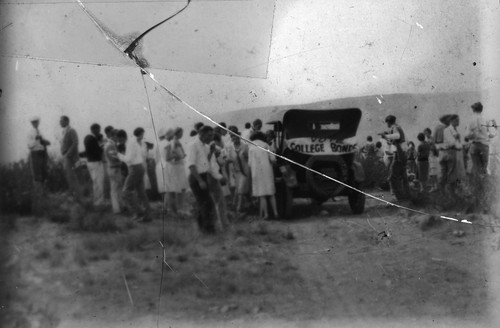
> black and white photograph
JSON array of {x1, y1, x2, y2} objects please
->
[{"x1": 1, "y1": 0, "x2": 500, "y2": 327}]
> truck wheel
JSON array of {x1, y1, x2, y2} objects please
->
[
  {"x1": 348, "y1": 188, "x2": 365, "y2": 214},
  {"x1": 276, "y1": 181, "x2": 292, "y2": 219}
]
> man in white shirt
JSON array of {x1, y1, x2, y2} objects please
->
[
  {"x1": 466, "y1": 102, "x2": 496, "y2": 175},
  {"x1": 187, "y1": 125, "x2": 216, "y2": 234},
  {"x1": 380, "y1": 115, "x2": 410, "y2": 201},
  {"x1": 117, "y1": 128, "x2": 151, "y2": 222},
  {"x1": 28, "y1": 116, "x2": 51, "y2": 185},
  {"x1": 465, "y1": 102, "x2": 497, "y2": 210},
  {"x1": 241, "y1": 122, "x2": 252, "y2": 140}
]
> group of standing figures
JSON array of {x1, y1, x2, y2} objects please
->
[
  {"x1": 27, "y1": 101, "x2": 497, "y2": 229},
  {"x1": 27, "y1": 114, "x2": 280, "y2": 233},
  {"x1": 360, "y1": 101, "x2": 497, "y2": 210},
  {"x1": 186, "y1": 120, "x2": 279, "y2": 234}
]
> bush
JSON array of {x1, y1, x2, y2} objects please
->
[{"x1": 0, "y1": 156, "x2": 92, "y2": 215}]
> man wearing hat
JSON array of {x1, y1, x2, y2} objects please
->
[
  {"x1": 466, "y1": 102, "x2": 497, "y2": 209},
  {"x1": 28, "y1": 115, "x2": 51, "y2": 185},
  {"x1": 380, "y1": 115, "x2": 410, "y2": 201}
]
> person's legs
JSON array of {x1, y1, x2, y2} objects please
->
[
  {"x1": 388, "y1": 158, "x2": 400, "y2": 199},
  {"x1": 167, "y1": 192, "x2": 177, "y2": 215},
  {"x1": 94, "y1": 162, "x2": 105, "y2": 205},
  {"x1": 135, "y1": 165, "x2": 150, "y2": 219},
  {"x1": 63, "y1": 157, "x2": 82, "y2": 202},
  {"x1": 269, "y1": 195, "x2": 278, "y2": 218},
  {"x1": 30, "y1": 151, "x2": 46, "y2": 213},
  {"x1": 176, "y1": 191, "x2": 185, "y2": 213},
  {"x1": 122, "y1": 164, "x2": 142, "y2": 217},
  {"x1": 189, "y1": 173, "x2": 215, "y2": 233},
  {"x1": 470, "y1": 143, "x2": 490, "y2": 208},
  {"x1": 87, "y1": 162, "x2": 105, "y2": 206},
  {"x1": 259, "y1": 196, "x2": 268, "y2": 219},
  {"x1": 419, "y1": 161, "x2": 429, "y2": 191},
  {"x1": 30, "y1": 151, "x2": 43, "y2": 183},
  {"x1": 108, "y1": 168, "x2": 122, "y2": 214},
  {"x1": 208, "y1": 176, "x2": 225, "y2": 230}
]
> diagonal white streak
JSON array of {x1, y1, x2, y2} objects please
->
[{"x1": 74, "y1": 0, "x2": 496, "y2": 260}]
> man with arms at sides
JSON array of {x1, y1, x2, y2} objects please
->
[
  {"x1": 465, "y1": 102, "x2": 497, "y2": 211},
  {"x1": 187, "y1": 125, "x2": 216, "y2": 234},
  {"x1": 84, "y1": 123, "x2": 105, "y2": 207},
  {"x1": 60, "y1": 115, "x2": 83, "y2": 203}
]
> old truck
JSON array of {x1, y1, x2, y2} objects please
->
[{"x1": 266, "y1": 108, "x2": 366, "y2": 218}]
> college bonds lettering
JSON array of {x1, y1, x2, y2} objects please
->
[{"x1": 287, "y1": 138, "x2": 357, "y2": 155}]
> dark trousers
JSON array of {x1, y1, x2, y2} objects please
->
[
  {"x1": 189, "y1": 173, "x2": 215, "y2": 234},
  {"x1": 417, "y1": 160, "x2": 429, "y2": 185},
  {"x1": 388, "y1": 149, "x2": 410, "y2": 200},
  {"x1": 122, "y1": 164, "x2": 150, "y2": 216},
  {"x1": 470, "y1": 143, "x2": 489, "y2": 176},
  {"x1": 470, "y1": 143, "x2": 490, "y2": 207},
  {"x1": 63, "y1": 157, "x2": 83, "y2": 202},
  {"x1": 30, "y1": 150, "x2": 48, "y2": 183}
]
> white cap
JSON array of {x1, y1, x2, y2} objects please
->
[{"x1": 30, "y1": 115, "x2": 40, "y2": 122}]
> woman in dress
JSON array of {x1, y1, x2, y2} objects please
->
[
  {"x1": 170, "y1": 127, "x2": 189, "y2": 214},
  {"x1": 248, "y1": 131, "x2": 278, "y2": 219},
  {"x1": 155, "y1": 128, "x2": 171, "y2": 210},
  {"x1": 228, "y1": 131, "x2": 250, "y2": 217}
]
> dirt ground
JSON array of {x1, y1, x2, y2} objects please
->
[{"x1": 2, "y1": 192, "x2": 500, "y2": 328}]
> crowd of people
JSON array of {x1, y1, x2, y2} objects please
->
[
  {"x1": 27, "y1": 101, "x2": 498, "y2": 233},
  {"x1": 359, "y1": 102, "x2": 498, "y2": 210},
  {"x1": 27, "y1": 115, "x2": 279, "y2": 233}
]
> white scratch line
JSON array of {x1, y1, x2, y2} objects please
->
[
  {"x1": 15, "y1": 60, "x2": 18, "y2": 71},
  {"x1": 440, "y1": 215, "x2": 458, "y2": 222},
  {"x1": 376, "y1": 97, "x2": 382, "y2": 104},
  {"x1": 74, "y1": 0, "x2": 488, "y2": 231},
  {"x1": 416, "y1": 22, "x2": 424, "y2": 29}
]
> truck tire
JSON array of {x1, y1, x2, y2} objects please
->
[{"x1": 305, "y1": 156, "x2": 345, "y2": 200}]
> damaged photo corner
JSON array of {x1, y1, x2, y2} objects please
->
[{"x1": 1, "y1": 0, "x2": 500, "y2": 327}]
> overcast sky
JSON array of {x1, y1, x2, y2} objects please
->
[{"x1": 1, "y1": 0, "x2": 499, "y2": 163}]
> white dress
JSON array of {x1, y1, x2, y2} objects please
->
[
  {"x1": 155, "y1": 139, "x2": 171, "y2": 193},
  {"x1": 248, "y1": 139, "x2": 276, "y2": 197},
  {"x1": 170, "y1": 140, "x2": 189, "y2": 193}
]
